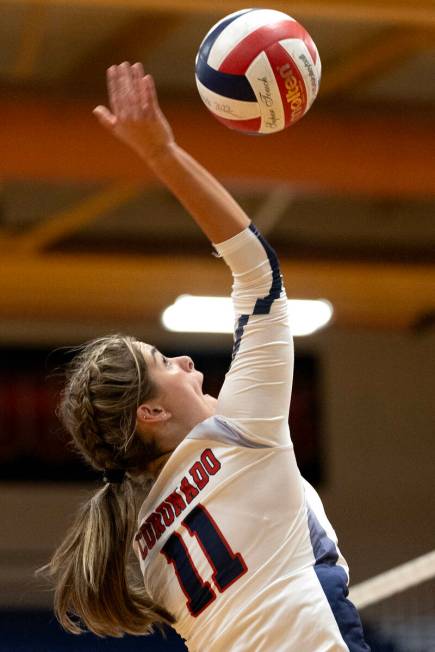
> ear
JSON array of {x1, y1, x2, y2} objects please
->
[{"x1": 137, "y1": 402, "x2": 172, "y2": 424}]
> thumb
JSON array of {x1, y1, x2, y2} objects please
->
[{"x1": 93, "y1": 105, "x2": 117, "y2": 129}]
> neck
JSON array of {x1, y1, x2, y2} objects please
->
[
  {"x1": 147, "y1": 452, "x2": 173, "y2": 479},
  {"x1": 139, "y1": 395, "x2": 218, "y2": 479},
  {"x1": 165, "y1": 394, "x2": 217, "y2": 445}
]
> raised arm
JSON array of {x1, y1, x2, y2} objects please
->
[
  {"x1": 95, "y1": 62, "x2": 294, "y2": 448},
  {"x1": 93, "y1": 62, "x2": 249, "y2": 243}
]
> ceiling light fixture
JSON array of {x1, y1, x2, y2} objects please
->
[{"x1": 162, "y1": 295, "x2": 333, "y2": 336}]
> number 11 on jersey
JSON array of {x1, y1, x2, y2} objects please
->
[{"x1": 161, "y1": 504, "x2": 248, "y2": 616}]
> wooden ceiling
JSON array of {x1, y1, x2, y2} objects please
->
[{"x1": 0, "y1": 0, "x2": 434, "y2": 344}]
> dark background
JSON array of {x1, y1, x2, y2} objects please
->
[{"x1": 0, "y1": 346, "x2": 322, "y2": 485}]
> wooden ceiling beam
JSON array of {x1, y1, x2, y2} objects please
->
[
  {"x1": 321, "y1": 27, "x2": 434, "y2": 96},
  {"x1": 11, "y1": 182, "x2": 143, "y2": 253},
  {"x1": 12, "y1": 5, "x2": 48, "y2": 80},
  {"x1": 1, "y1": 253, "x2": 433, "y2": 331},
  {"x1": 65, "y1": 14, "x2": 184, "y2": 88},
  {"x1": 3, "y1": 1, "x2": 435, "y2": 27},
  {"x1": 1, "y1": 95, "x2": 434, "y2": 198}
]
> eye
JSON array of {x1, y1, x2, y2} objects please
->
[{"x1": 162, "y1": 356, "x2": 171, "y2": 367}]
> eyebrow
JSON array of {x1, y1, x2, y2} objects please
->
[{"x1": 150, "y1": 346, "x2": 158, "y2": 364}]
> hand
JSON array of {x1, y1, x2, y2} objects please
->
[{"x1": 93, "y1": 62, "x2": 175, "y2": 162}]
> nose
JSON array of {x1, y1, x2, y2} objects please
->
[{"x1": 178, "y1": 356, "x2": 194, "y2": 371}]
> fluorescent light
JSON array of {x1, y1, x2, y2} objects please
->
[
  {"x1": 286, "y1": 299, "x2": 333, "y2": 336},
  {"x1": 161, "y1": 295, "x2": 333, "y2": 336}
]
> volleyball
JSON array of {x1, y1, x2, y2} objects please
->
[{"x1": 195, "y1": 8, "x2": 321, "y2": 135}]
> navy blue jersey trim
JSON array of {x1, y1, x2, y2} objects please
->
[
  {"x1": 307, "y1": 507, "x2": 370, "y2": 650},
  {"x1": 231, "y1": 224, "x2": 282, "y2": 361},
  {"x1": 307, "y1": 507, "x2": 339, "y2": 566},
  {"x1": 314, "y1": 565, "x2": 371, "y2": 651},
  {"x1": 232, "y1": 314, "x2": 249, "y2": 360},
  {"x1": 249, "y1": 223, "x2": 282, "y2": 315}
]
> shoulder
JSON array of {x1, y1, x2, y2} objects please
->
[{"x1": 187, "y1": 415, "x2": 269, "y2": 449}]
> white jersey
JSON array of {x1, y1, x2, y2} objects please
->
[{"x1": 134, "y1": 224, "x2": 370, "y2": 652}]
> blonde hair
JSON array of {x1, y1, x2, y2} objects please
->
[{"x1": 39, "y1": 334, "x2": 174, "y2": 637}]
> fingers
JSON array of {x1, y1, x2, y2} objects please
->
[
  {"x1": 107, "y1": 66, "x2": 120, "y2": 116},
  {"x1": 132, "y1": 62, "x2": 147, "y2": 110},
  {"x1": 145, "y1": 73, "x2": 159, "y2": 112},
  {"x1": 119, "y1": 62, "x2": 141, "y2": 120},
  {"x1": 106, "y1": 62, "x2": 144, "y2": 121},
  {"x1": 132, "y1": 64, "x2": 159, "y2": 118},
  {"x1": 93, "y1": 105, "x2": 117, "y2": 129}
]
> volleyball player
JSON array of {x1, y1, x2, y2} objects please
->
[{"x1": 43, "y1": 62, "x2": 370, "y2": 651}]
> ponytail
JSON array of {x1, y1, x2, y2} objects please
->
[
  {"x1": 40, "y1": 477, "x2": 174, "y2": 636},
  {"x1": 38, "y1": 333, "x2": 175, "y2": 636}
]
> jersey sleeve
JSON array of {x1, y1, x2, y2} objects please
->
[{"x1": 213, "y1": 223, "x2": 294, "y2": 447}]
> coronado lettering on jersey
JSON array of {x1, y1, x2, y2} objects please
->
[{"x1": 135, "y1": 448, "x2": 222, "y2": 560}]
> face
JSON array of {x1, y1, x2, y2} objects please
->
[
  {"x1": 137, "y1": 343, "x2": 217, "y2": 454},
  {"x1": 147, "y1": 345, "x2": 205, "y2": 409}
]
